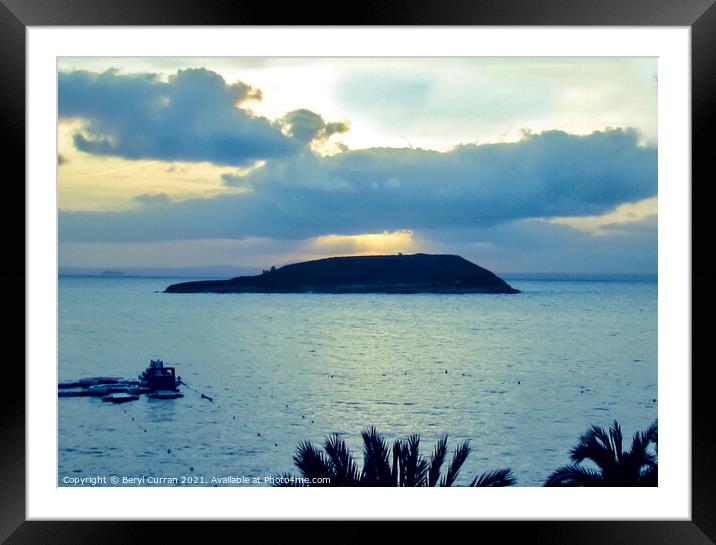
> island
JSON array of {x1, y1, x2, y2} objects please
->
[{"x1": 164, "y1": 254, "x2": 520, "y2": 294}]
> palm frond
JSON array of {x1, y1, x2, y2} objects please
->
[
  {"x1": 645, "y1": 420, "x2": 658, "y2": 446},
  {"x1": 361, "y1": 426, "x2": 393, "y2": 485},
  {"x1": 293, "y1": 440, "x2": 334, "y2": 481},
  {"x1": 558, "y1": 420, "x2": 659, "y2": 486},
  {"x1": 626, "y1": 428, "x2": 657, "y2": 465},
  {"x1": 645, "y1": 419, "x2": 658, "y2": 459},
  {"x1": 570, "y1": 425, "x2": 617, "y2": 471},
  {"x1": 640, "y1": 465, "x2": 658, "y2": 486},
  {"x1": 470, "y1": 467, "x2": 516, "y2": 487},
  {"x1": 427, "y1": 435, "x2": 448, "y2": 487},
  {"x1": 394, "y1": 439, "x2": 407, "y2": 486},
  {"x1": 323, "y1": 433, "x2": 360, "y2": 486},
  {"x1": 609, "y1": 421, "x2": 623, "y2": 464},
  {"x1": 439, "y1": 440, "x2": 471, "y2": 487},
  {"x1": 391, "y1": 439, "x2": 402, "y2": 486},
  {"x1": 400, "y1": 433, "x2": 428, "y2": 486},
  {"x1": 628, "y1": 427, "x2": 651, "y2": 459},
  {"x1": 544, "y1": 464, "x2": 605, "y2": 487}
]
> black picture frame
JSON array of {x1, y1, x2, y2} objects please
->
[{"x1": 3, "y1": 0, "x2": 714, "y2": 541}]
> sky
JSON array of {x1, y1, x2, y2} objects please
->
[{"x1": 57, "y1": 57, "x2": 658, "y2": 274}]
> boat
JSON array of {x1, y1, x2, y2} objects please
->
[
  {"x1": 139, "y1": 359, "x2": 179, "y2": 392},
  {"x1": 59, "y1": 359, "x2": 183, "y2": 401}
]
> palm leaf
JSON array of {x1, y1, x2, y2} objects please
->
[
  {"x1": 609, "y1": 421, "x2": 623, "y2": 464},
  {"x1": 570, "y1": 425, "x2": 617, "y2": 472},
  {"x1": 439, "y1": 440, "x2": 471, "y2": 487},
  {"x1": 556, "y1": 420, "x2": 659, "y2": 486},
  {"x1": 427, "y1": 435, "x2": 448, "y2": 487},
  {"x1": 391, "y1": 439, "x2": 402, "y2": 486},
  {"x1": 293, "y1": 440, "x2": 334, "y2": 481},
  {"x1": 640, "y1": 465, "x2": 658, "y2": 486},
  {"x1": 394, "y1": 439, "x2": 407, "y2": 486},
  {"x1": 645, "y1": 420, "x2": 658, "y2": 447},
  {"x1": 470, "y1": 467, "x2": 516, "y2": 487},
  {"x1": 400, "y1": 434, "x2": 428, "y2": 486},
  {"x1": 544, "y1": 464, "x2": 605, "y2": 487},
  {"x1": 323, "y1": 433, "x2": 360, "y2": 486},
  {"x1": 361, "y1": 426, "x2": 393, "y2": 485},
  {"x1": 645, "y1": 419, "x2": 658, "y2": 460}
]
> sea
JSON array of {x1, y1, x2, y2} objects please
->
[{"x1": 58, "y1": 274, "x2": 657, "y2": 487}]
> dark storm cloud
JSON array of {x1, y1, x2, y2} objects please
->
[
  {"x1": 58, "y1": 68, "x2": 300, "y2": 166},
  {"x1": 59, "y1": 128, "x2": 656, "y2": 243}
]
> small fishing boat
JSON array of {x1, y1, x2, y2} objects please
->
[{"x1": 139, "y1": 359, "x2": 179, "y2": 391}]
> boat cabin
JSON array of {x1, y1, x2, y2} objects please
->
[{"x1": 145, "y1": 359, "x2": 177, "y2": 391}]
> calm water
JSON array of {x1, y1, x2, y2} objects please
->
[{"x1": 58, "y1": 275, "x2": 657, "y2": 486}]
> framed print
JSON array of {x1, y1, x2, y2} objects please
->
[{"x1": 4, "y1": 0, "x2": 715, "y2": 542}]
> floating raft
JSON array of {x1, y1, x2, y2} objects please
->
[
  {"x1": 88, "y1": 384, "x2": 131, "y2": 396},
  {"x1": 127, "y1": 386, "x2": 152, "y2": 395},
  {"x1": 78, "y1": 376, "x2": 124, "y2": 387},
  {"x1": 102, "y1": 393, "x2": 139, "y2": 404},
  {"x1": 58, "y1": 388, "x2": 93, "y2": 398}
]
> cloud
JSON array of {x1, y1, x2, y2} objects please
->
[
  {"x1": 415, "y1": 213, "x2": 657, "y2": 273},
  {"x1": 133, "y1": 193, "x2": 173, "y2": 207},
  {"x1": 59, "y1": 68, "x2": 299, "y2": 166},
  {"x1": 220, "y1": 172, "x2": 250, "y2": 188},
  {"x1": 601, "y1": 214, "x2": 658, "y2": 235},
  {"x1": 58, "y1": 233, "x2": 416, "y2": 270},
  {"x1": 334, "y1": 59, "x2": 657, "y2": 149},
  {"x1": 547, "y1": 196, "x2": 657, "y2": 235},
  {"x1": 483, "y1": 217, "x2": 657, "y2": 273},
  {"x1": 280, "y1": 109, "x2": 350, "y2": 146},
  {"x1": 58, "y1": 154, "x2": 69, "y2": 166},
  {"x1": 59, "y1": 128, "x2": 656, "y2": 243},
  {"x1": 59, "y1": 217, "x2": 657, "y2": 274}
]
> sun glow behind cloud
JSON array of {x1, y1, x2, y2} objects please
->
[
  {"x1": 310, "y1": 230, "x2": 419, "y2": 256},
  {"x1": 56, "y1": 57, "x2": 658, "y2": 273},
  {"x1": 546, "y1": 197, "x2": 658, "y2": 235}
]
